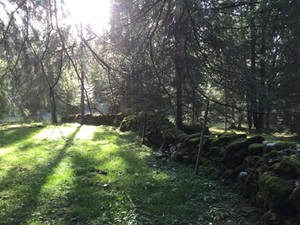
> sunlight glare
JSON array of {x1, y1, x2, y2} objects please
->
[
  {"x1": 64, "y1": 0, "x2": 111, "y2": 34},
  {"x1": 0, "y1": 148, "x2": 13, "y2": 156},
  {"x1": 33, "y1": 125, "x2": 80, "y2": 140}
]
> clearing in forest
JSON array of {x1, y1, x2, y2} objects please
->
[{"x1": 0, "y1": 124, "x2": 261, "y2": 225}]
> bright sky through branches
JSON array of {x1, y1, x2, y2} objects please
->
[{"x1": 64, "y1": 0, "x2": 111, "y2": 35}]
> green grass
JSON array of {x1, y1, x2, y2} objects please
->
[{"x1": 0, "y1": 124, "x2": 260, "y2": 225}]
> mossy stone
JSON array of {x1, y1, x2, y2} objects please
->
[
  {"x1": 248, "y1": 143, "x2": 265, "y2": 156},
  {"x1": 273, "y1": 142, "x2": 297, "y2": 151},
  {"x1": 246, "y1": 135, "x2": 265, "y2": 145},
  {"x1": 289, "y1": 187, "x2": 300, "y2": 220},
  {"x1": 243, "y1": 156, "x2": 262, "y2": 169},
  {"x1": 258, "y1": 173, "x2": 294, "y2": 211},
  {"x1": 211, "y1": 132, "x2": 246, "y2": 147},
  {"x1": 262, "y1": 210, "x2": 281, "y2": 225},
  {"x1": 274, "y1": 156, "x2": 300, "y2": 178},
  {"x1": 263, "y1": 151, "x2": 281, "y2": 166}
]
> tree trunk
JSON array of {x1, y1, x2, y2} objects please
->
[
  {"x1": 192, "y1": 89, "x2": 196, "y2": 123},
  {"x1": 250, "y1": 0, "x2": 257, "y2": 133},
  {"x1": 224, "y1": 88, "x2": 228, "y2": 132},
  {"x1": 80, "y1": 64, "x2": 85, "y2": 124},
  {"x1": 257, "y1": 17, "x2": 266, "y2": 133},
  {"x1": 231, "y1": 105, "x2": 236, "y2": 129},
  {"x1": 174, "y1": 0, "x2": 185, "y2": 129},
  {"x1": 237, "y1": 111, "x2": 243, "y2": 130},
  {"x1": 49, "y1": 87, "x2": 57, "y2": 124}
]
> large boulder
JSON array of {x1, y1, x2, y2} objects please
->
[
  {"x1": 262, "y1": 151, "x2": 282, "y2": 167},
  {"x1": 210, "y1": 132, "x2": 247, "y2": 147},
  {"x1": 181, "y1": 123, "x2": 210, "y2": 135},
  {"x1": 271, "y1": 142, "x2": 297, "y2": 151},
  {"x1": 261, "y1": 210, "x2": 281, "y2": 225},
  {"x1": 222, "y1": 137, "x2": 249, "y2": 169},
  {"x1": 248, "y1": 143, "x2": 265, "y2": 156},
  {"x1": 289, "y1": 186, "x2": 300, "y2": 220},
  {"x1": 257, "y1": 173, "x2": 295, "y2": 212},
  {"x1": 273, "y1": 156, "x2": 300, "y2": 178},
  {"x1": 246, "y1": 135, "x2": 265, "y2": 145},
  {"x1": 119, "y1": 114, "x2": 138, "y2": 132}
]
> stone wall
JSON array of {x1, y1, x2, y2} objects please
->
[
  {"x1": 120, "y1": 114, "x2": 300, "y2": 224},
  {"x1": 61, "y1": 114, "x2": 125, "y2": 127}
]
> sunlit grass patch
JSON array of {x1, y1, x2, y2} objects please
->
[{"x1": 0, "y1": 123, "x2": 260, "y2": 225}]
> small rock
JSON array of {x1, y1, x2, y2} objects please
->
[{"x1": 239, "y1": 171, "x2": 248, "y2": 177}]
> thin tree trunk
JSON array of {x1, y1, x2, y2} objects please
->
[
  {"x1": 231, "y1": 105, "x2": 236, "y2": 129},
  {"x1": 250, "y1": 0, "x2": 258, "y2": 133},
  {"x1": 257, "y1": 17, "x2": 266, "y2": 133},
  {"x1": 49, "y1": 87, "x2": 57, "y2": 124},
  {"x1": 195, "y1": 101, "x2": 209, "y2": 175},
  {"x1": 192, "y1": 89, "x2": 196, "y2": 123},
  {"x1": 224, "y1": 86, "x2": 228, "y2": 132},
  {"x1": 80, "y1": 65, "x2": 85, "y2": 124}
]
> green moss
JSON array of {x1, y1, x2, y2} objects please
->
[
  {"x1": 181, "y1": 123, "x2": 210, "y2": 135},
  {"x1": 274, "y1": 156, "x2": 300, "y2": 178},
  {"x1": 262, "y1": 210, "x2": 281, "y2": 225},
  {"x1": 289, "y1": 187, "x2": 300, "y2": 220},
  {"x1": 211, "y1": 132, "x2": 246, "y2": 147},
  {"x1": 243, "y1": 156, "x2": 262, "y2": 169},
  {"x1": 246, "y1": 135, "x2": 265, "y2": 145},
  {"x1": 262, "y1": 151, "x2": 281, "y2": 164},
  {"x1": 258, "y1": 174, "x2": 294, "y2": 211},
  {"x1": 274, "y1": 142, "x2": 297, "y2": 151},
  {"x1": 248, "y1": 143, "x2": 265, "y2": 156}
]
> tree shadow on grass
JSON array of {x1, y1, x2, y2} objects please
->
[
  {"x1": 0, "y1": 126, "x2": 81, "y2": 225},
  {"x1": 84, "y1": 129, "x2": 261, "y2": 225},
  {"x1": 0, "y1": 126, "x2": 45, "y2": 148}
]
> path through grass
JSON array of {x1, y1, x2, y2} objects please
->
[{"x1": 0, "y1": 124, "x2": 261, "y2": 225}]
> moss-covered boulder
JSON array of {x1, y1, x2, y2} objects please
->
[
  {"x1": 257, "y1": 173, "x2": 295, "y2": 212},
  {"x1": 243, "y1": 156, "x2": 262, "y2": 169},
  {"x1": 246, "y1": 135, "x2": 265, "y2": 145},
  {"x1": 119, "y1": 114, "x2": 138, "y2": 132},
  {"x1": 221, "y1": 137, "x2": 249, "y2": 169},
  {"x1": 289, "y1": 186, "x2": 300, "y2": 220},
  {"x1": 210, "y1": 132, "x2": 247, "y2": 147},
  {"x1": 262, "y1": 151, "x2": 282, "y2": 166},
  {"x1": 274, "y1": 156, "x2": 300, "y2": 178},
  {"x1": 240, "y1": 170, "x2": 259, "y2": 202},
  {"x1": 261, "y1": 210, "x2": 281, "y2": 225},
  {"x1": 248, "y1": 143, "x2": 265, "y2": 156},
  {"x1": 206, "y1": 146, "x2": 224, "y2": 161},
  {"x1": 181, "y1": 123, "x2": 210, "y2": 135},
  {"x1": 273, "y1": 142, "x2": 297, "y2": 151}
]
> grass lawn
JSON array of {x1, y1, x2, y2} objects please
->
[{"x1": 0, "y1": 124, "x2": 261, "y2": 225}]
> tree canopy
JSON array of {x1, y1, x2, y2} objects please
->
[{"x1": 0, "y1": 0, "x2": 299, "y2": 135}]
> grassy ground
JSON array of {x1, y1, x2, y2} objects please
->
[{"x1": 0, "y1": 124, "x2": 261, "y2": 225}]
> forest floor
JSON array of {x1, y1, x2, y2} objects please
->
[{"x1": 0, "y1": 124, "x2": 263, "y2": 225}]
